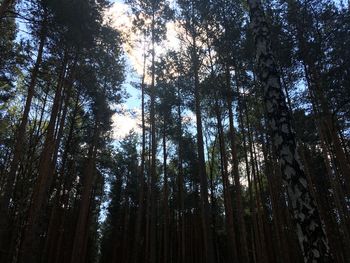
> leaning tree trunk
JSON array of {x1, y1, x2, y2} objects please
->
[
  {"x1": 19, "y1": 57, "x2": 69, "y2": 263},
  {"x1": 246, "y1": 0, "x2": 331, "y2": 262}
]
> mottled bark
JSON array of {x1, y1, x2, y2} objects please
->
[{"x1": 246, "y1": 0, "x2": 331, "y2": 261}]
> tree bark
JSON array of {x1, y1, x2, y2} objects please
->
[{"x1": 246, "y1": 0, "x2": 331, "y2": 261}]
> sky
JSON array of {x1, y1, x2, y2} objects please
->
[{"x1": 105, "y1": 0, "x2": 181, "y2": 140}]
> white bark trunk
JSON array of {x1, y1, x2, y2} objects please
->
[{"x1": 246, "y1": 0, "x2": 331, "y2": 262}]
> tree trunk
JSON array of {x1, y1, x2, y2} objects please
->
[
  {"x1": 246, "y1": 0, "x2": 331, "y2": 261},
  {"x1": 226, "y1": 66, "x2": 250, "y2": 263},
  {"x1": 238, "y1": 88, "x2": 257, "y2": 263},
  {"x1": 19, "y1": 56, "x2": 69, "y2": 263},
  {"x1": 149, "y1": 11, "x2": 157, "y2": 263},
  {"x1": 176, "y1": 86, "x2": 186, "y2": 263},
  {"x1": 0, "y1": 21, "x2": 46, "y2": 256},
  {"x1": 70, "y1": 121, "x2": 99, "y2": 263},
  {"x1": 193, "y1": 53, "x2": 216, "y2": 263},
  {"x1": 44, "y1": 91, "x2": 80, "y2": 263},
  {"x1": 132, "y1": 41, "x2": 147, "y2": 263},
  {"x1": 246, "y1": 109, "x2": 268, "y2": 263},
  {"x1": 162, "y1": 121, "x2": 169, "y2": 263},
  {"x1": 215, "y1": 105, "x2": 238, "y2": 262}
]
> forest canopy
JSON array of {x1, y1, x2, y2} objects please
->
[{"x1": 0, "y1": 0, "x2": 349, "y2": 263}]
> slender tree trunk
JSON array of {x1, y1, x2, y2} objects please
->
[
  {"x1": 0, "y1": 21, "x2": 46, "y2": 255},
  {"x1": 149, "y1": 11, "x2": 157, "y2": 263},
  {"x1": 262, "y1": 132, "x2": 290, "y2": 263},
  {"x1": 303, "y1": 62, "x2": 350, "y2": 197},
  {"x1": 145, "y1": 130, "x2": 152, "y2": 263},
  {"x1": 176, "y1": 87, "x2": 186, "y2": 263},
  {"x1": 45, "y1": 93, "x2": 80, "y2": 263},
  {"x1": 246, "y1": 0, "x2": 331, "y2": 261},
  {"x1": 238, "y1": 89, "x2": 257, "y2": 263},
  {"x1": 226, "y1": 66, "x2": 250, "y2": 263},
  {"x1": 70, "y1": 121, "x2": 99, "y2": 263},
  {"x1": 193, "y1": 60, "x2": 216, "y2": 263},
  {"x1": 162, "y1": 122, "x2": 169, "y2": 263},
  {"x1": 289, "y1": 0, "x2": 350, "y2": 196},
  {"x1": 132, "y1": 40, "x2": 147, "y2": 263},
  {"x1": 19, "y1": 56, "x2": 69, "y2": 263},
  {"x1": 215, "y1": 105, "x2": 238, "y2": 262},
  {"x1": 246, "y1": 109, "x2": 268, "y2": 263},
  {"x1": 301, "y1": 145, "x2": 348, "y2": 263}
]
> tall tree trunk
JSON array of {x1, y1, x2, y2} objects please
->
[
  {"x1": 145, "y1": 137, "x2": 152, "y2": 263},
  {"x1": 262, "y1": 132, "x2": 290, "y2": 263},
  {"x1": 238, "y1": 90, "x2": 257, "y2": 263},
  {"x1": 193, "y1": 50, "x2": 216, "y2": 263},
  {"x1": 19, "y1": 56, "x2": 69, "y2": 263},
  {"x1": 302, "y1": 145, "x2": 348, "y2": 263},
  {"x1": 162, "y1": 121, "x2": 169, "y2": 263},
  {"x1": 0, "y1": 21, "x2": 46, "y2": 256},
  {"x1": 45, "y1": 93, "x2": 80, "y2": 263},
  {"x1": 215, "y1": 105, "x2": 238, "y2": 262},
  {"x1": 246, "y1": 108, "x2": 268, "y2": 263},
  {"x1": 132, "y1": 40, "x2": 147, "y2": 263},
  {"x1": 226, "y1": 66, "x2": 250, "y2": 263},
  {"x1": 149, "y1": 11, "x2": 157, "y2": 263},
  {"x1": 176, "y1": 86, "x2": 186, "y2": 263},
  {"x1": 70, "y1": 121, "x2": 99, "y2": 263},
  {"x1": 246, "y1": 0, "x2": 331, "y2": 261},
  {"x1": 303, "y1": 62, "x2": 350, "y2": 197},
  {"x1": 288, "y1": 0, "x2": 350, "y2": 196}
]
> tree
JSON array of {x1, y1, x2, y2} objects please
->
[{"x1": 246, "y1": 0, "x2": 331, "y2": 261}]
